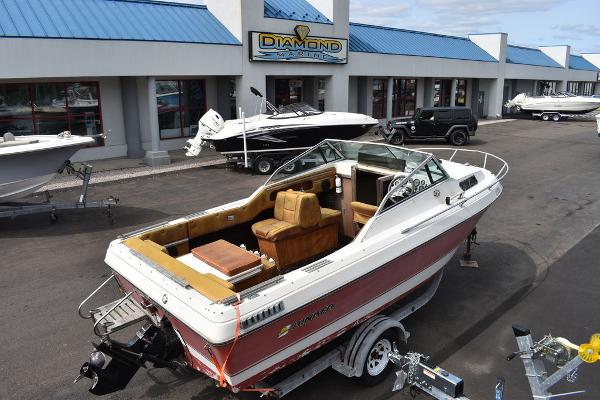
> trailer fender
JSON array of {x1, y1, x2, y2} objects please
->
[{"x1": 332, "y1": 315, "x2": 409, "y2": 378}]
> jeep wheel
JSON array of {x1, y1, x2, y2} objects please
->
[
  {"x1": 449, "y1": 129, "x2": 468, "y2": 146},
  {"x1": 389, "y1": 130, "x2": 405, "y2": 145}
]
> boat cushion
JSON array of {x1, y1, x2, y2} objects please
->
[
  {"x1": 251, "y1": 218, "x2": 302, "y2": 240},
  {"x1": 351, "y1": 201, "x2": 378, "y2": 225},
  {"x1": 319, "y1": 207, "x2": 342, "y2": 227},
  {"x1": 191, "y1": 239, "x2": 261, "y2": 277},
  {"x1": 124, "y1": 237, "x2": 235, "y2": 302},
  {"x1": 140, "y1": 221, "x2": 189, "y2": 256},
  {"x1": 274, "y1": 190, "x2": 321, "y2": 229}
]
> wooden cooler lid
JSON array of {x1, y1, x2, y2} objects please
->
[{"x1": 191, "y1": 239, "x2": 261, "y2": 277}]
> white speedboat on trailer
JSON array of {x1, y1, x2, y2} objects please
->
[
  {"x1": 185, "y1": 87, "x2": 378, "y2": 160},
  {"x1": 76, "y1": 140, "x2": 507, "y2": 396},
  {"x1": 506, "y1": 92, "x2": 600, "y2": 115},
  {"x1": 0, "y1": 132, "x2": 94, "y2": 202}
]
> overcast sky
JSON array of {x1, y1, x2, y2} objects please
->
[{"x1": 160, "y1": 0, "x2": 599, "y2": 54}]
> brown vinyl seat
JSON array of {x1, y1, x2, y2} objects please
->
[
  {"x1": 252, "y1": 190, "x2": 341, "y2": 270},
  {"x1": 351, "y1": 201, "x2": 379, "y2": 225}
]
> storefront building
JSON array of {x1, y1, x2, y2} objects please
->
[{"x1": 0, "y1": 0, "x2": 598, "y2": 164}]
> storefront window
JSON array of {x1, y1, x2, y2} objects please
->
[
  {"x1": 433, "y1": 79, "x2": 452, "y2": 107},
  {"x1": 275, "y1": 79, "x2": 303, "y2": 109},
  {"x1": 156, "y1": 80, "x2": 206, "y2": 139},
  {"x1": 582, "y1": 82, "x2": 595, "y2": 96},
  {"x1": 318, "y1": 78, "x2": 326, "y2": 111},
  {"x1": 567, "y1": 81, "x2": 595, "y2": 96},
  {"x1": 372, "y1": 79, "x2": 387, "y2": 119},
  {"x1": 537, "y1": 81, "x2": 556, "y2": 96},
  {"x1": 455, "y1": 79, "x2": 467, "y2": 106},
  {"x1": 392, "y1": 79, "x2": 417, "y2": 117},
  {"x1": 0, "y1": 82, "x2": 103, "y2": 145}
]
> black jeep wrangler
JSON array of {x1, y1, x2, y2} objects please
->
[{"x1": 382, "y1": 107, "x2": 478, "y2": 146}]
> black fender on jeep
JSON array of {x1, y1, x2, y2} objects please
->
[{"x1": 445, "y1": 125, "x2": 471, "y2": 137}]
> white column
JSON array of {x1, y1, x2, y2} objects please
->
[
  {"x1": 324, "y1": 74, "x2": 349, "y2": 112},
  {"x1": 386, "y1": 77, "x2": 394, "y2": 120},
  {"x1": 144, "y1": 76, "x2": 171, "y2": 166},
  {"x1": 450, "y1": 78, "x2": 458, "y2": 107},
  {"x1": 487, "y1": 77, "x2": 505, "y2": 119}
]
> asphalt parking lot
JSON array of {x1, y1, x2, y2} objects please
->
[{"x1": 1, "y1": 119, "x2": 600, "y2": 400}]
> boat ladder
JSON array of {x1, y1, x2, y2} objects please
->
[{"x1": 78, "y1": 275, "x2": 148, "y2": 337}]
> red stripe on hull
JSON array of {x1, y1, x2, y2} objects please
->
[{"x1": 117, "y1": 210, "x2": 483, "y2": 388}]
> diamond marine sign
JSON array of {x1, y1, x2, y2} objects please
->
[{"x1": 250, "y1": 25, "x2": 348, "y2": 64}]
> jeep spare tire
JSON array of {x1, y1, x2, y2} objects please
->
[{"x1": 449, "y1": 129, "x2": 468, "y2": 146}]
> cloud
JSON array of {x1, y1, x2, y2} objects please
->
[
  {"x1": 554, "y1": 24, "x2": 600, "y2": 37},
  {"x1": 416, "y1": 0, "x2": 565, "y2": 15},
  {"x1": 350, "y1": 1, "x2": 412, "y2": 26}
]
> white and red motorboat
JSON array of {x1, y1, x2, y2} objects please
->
[{"x1": 76, "y1": 140, "x2": 507, "y2": 396}]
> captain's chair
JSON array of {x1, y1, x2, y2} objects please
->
[
  {"x1": 251, "y1": 190, "x2": 341, "y2": 270},
  {"x1": 350, "y1": 201, "x2": 378, "y2": 235}
]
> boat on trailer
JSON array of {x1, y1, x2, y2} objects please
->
[
  {"x1": 0, "y1": 131, "x2": 94, "y2": 202},
  {"x1": 76, "y1": 140, "x2": 507, "y2": 396}
]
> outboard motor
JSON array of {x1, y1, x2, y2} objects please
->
[
  {"x1": 505, "y1": 93, "x2": 527, "y2": 111},
  {"x1": 185, "y1": 109, "x2": 225, "y2": 156},
  {"x1": 75, "y1": 322, "x2": 183, "y2": 395}
]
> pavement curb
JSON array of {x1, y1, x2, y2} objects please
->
[{"x1": 38, "y1": 157, "x2": 227, "y2": 192}]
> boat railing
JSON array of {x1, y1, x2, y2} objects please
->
[
  {"x1": 389, "y1": 148, "x2": 508, "y2": 235},
  {"x1": 416, "y1": 147, "x2": 509, "y2": 181}
]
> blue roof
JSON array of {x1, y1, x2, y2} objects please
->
[
  {"x1": 569, "y1": 55, "x2": 599, "y2": 72},
  {"x1": 506, "y1": 45, "x2": 562, "y2": 68},
  {"x1": 264, "y1": 0, "x2": 332, "y2": 24},
  {"x1": 349, "y1": 23, "x2": 497, "y2": 62},
  {"x1": 0, "y1": 0, "x2": 240, "y2": 45}
]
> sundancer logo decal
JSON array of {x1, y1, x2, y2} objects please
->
[
  {"x1": 278, "y1": 304, "x2": 335, "y2": 338},
  {"x1": 250, "y1": 28, "x2": 348, "y2": 64}
]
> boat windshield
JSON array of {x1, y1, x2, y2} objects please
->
[
  {"x1": 268, "y1": 103, "x2": 322, "y2": 119},
  {"x1": 267, "y1": 140, "x2": 432, "y2": 183}
]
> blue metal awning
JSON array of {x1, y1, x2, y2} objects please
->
[{"x1": 0, "y1": 0, "x2": 240, "y2": 45}]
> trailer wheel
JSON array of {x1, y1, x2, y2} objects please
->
[
  {"x1": 552, "y1": 113, "x2": 561, "y2": 122},
  {"x1": 254, "y1": 156, "x2": 275, "y2": 175},
  {"x1": 280, "y1": 155, "x2": 299, "y2": 174},
  {"x1": 449, "y1": 129, "x2": 468, "y2": 146},
  {"x1": 541, "y1": 113, "x2": 550, "y2": 121},
  {"x1": 358, "y1": 329, "x2": 396, "y2": 386}
]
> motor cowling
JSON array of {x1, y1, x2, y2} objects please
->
[
  {"x1": 199, "y1": 109, "x2": 225, "y2": 135},
  {"x1": 185, "y1": 109, "x2": 224, "y2": 156}
]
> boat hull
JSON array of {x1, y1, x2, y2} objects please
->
[
  {"x1": 114, "y1": 209, "x2": 484, "y2": 389},
  {"x1": 0, "y1": 143, "x2": 85, "y2": 201},
  {"x1": 211, "y1": 123, "x2": 376, "y2": 154},
  {"x1": 520, "y1": 101, "x2": 600, "y2": 114}
]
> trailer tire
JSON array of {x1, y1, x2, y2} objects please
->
[
  {"x1": 552, "y1": 113, "x2": 561, "y2": 122},
  {"x1": 280, "y1": 155, "x2": 299, "y2": 174},
  {"x1": 357, "y1": 329, "x2": 397, "y2": 386},
  {"x1": 541, "y1": 113, "x2": 550, "y2": 121},
  {"x1": 254, "y1": 156, "x2": 275, "y2": 175}
]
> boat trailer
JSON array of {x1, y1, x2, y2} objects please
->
[
  {"x1": 0, "y1": 160, "x2": 118, "y2": 222},
  {"x1": 75, "y1": 270, "x2": 445, "y2": 397}
]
